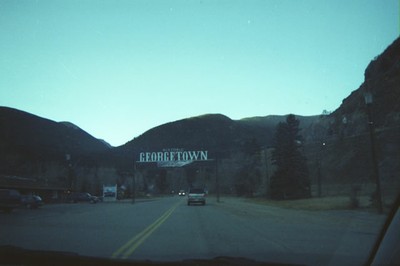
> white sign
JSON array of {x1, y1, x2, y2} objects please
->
[{"x1": 137, "y1": 148, "x2": 209, "y2": 167}]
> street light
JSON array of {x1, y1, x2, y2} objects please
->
[{"x1": 364, "y1": 92, "x2": 383, "y2": 213}]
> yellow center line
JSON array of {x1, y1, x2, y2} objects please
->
[{"x1": 111, "y1": 200, "x2": 182, "y2": 260}]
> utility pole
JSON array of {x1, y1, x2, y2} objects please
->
[
  {"x1": 317, "y1": 142, "x2": 325, "y2": 198},
  {"x1": 132, "y1": 162, "x2": 136, "y2": 204},
  {"x1": 215, "y1": 154, "x2": 220, "y2": 203},
  {"x1": 264, "y1": 148, "x2": 270, "y2": 199},
  {"x1": 364, "y1": 92, "x2": 383, "y2": 213}
]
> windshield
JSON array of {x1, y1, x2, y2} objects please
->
[{"x1": 0, "y1": 1, "x2": 399, "y2": 265}]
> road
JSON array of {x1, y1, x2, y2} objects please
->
[{"x1": 0, "y1": 196, "x2": 386, "y2": 265}]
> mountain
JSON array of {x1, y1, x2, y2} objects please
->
[
  {"x1": 116, "y1": 37, "x2": 400, "y2": 199},
  {"x1": 0, "y1": 106, "x2": 111, "y2": 177},
  {"x1": 114, "y1": 113, "x2": 319, "y2": 163},
  {"x1": 121, "y1": 114, "x2": 268, "y2": 153},
  {"x1": 327, "y1": 37, "x2": 400, "y2": 136},
  {"x1": 238, "y1": 115, "x2": 320, "y2": 142},
  {"x1": 303, "y1": 37, "x2": 400, "y2": 200},
  {"x1": 0, "y1": 107, "x2": 110, "y2": 155},
  {"x1": 60, "y1": 121, "x2": 113, "y2": 148},
  {"x1": 1, "y1": 37, "x2": 398, "y2": 199}
]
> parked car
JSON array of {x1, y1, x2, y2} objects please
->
[
  {"x1": 20, "y1": 195, "x2": 43, "y2": 209},
  {"x1": 66, "y1": 192, "x2": 99, "y2": 203},
  {"x1": 0, "y1": 189, "x2": 21, "y2": 213}
]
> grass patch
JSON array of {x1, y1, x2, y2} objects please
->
[{"x1": 246, "y1": 196, "x2": 372, "y2": 211}]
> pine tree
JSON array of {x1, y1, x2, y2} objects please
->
[
  {"x1": 234, "y1": 138, "x2": 262, "y2": 196},
  {"x1": 270, "y1": 114, "x2": 311, "y2": 199}
]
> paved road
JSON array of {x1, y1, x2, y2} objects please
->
[{"x1": 0, "y1": 196, "x2": 386, "y2": 265}]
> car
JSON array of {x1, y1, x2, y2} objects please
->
[
  {"x1": 178, "y1": 190, "x2": 186, "y2": 196},
  {"x1": 0, "y1": 189, "x2": 21, "y2": 213},
  {"x1": 20, "y1": 195, "x2": 43, "y2": 209},
  {"x1": 66, "y1": 192, "x2": 99, "y2": 204},
  {"x1": 187, "y1": 188, "x2": 206, "y2": 206}
]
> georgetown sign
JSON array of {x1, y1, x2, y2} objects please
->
[{"x1": 137, "y1": 148, "x2": 210, "y2": 167}]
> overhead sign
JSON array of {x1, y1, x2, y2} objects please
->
[{"x1": 137, "y1": 148, "x2": 209, "y2": 167}]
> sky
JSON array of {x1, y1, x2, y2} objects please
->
[{"x1": 0, "y1": 0, "x2": 399, "y2": 146}]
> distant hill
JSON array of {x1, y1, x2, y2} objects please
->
[
  {"x1": 1, "y1": 37, "x2": 398, "y2": 199},
  {"x1": 239, "y1": 115, "x2": 318, "y2": 128},
  {"x1": 128, "y1": 114, "x2": 259, "y2": 152},
  {"x1": 331, "y1": 37, "x2": 400, "y2": 132},
  {"x1": 0, "y1": 106, "x2": 110, "y2": 176},
  {"x1": 114, "y1": 113, "x2": 319, "y2": 162},
  {"x1": 303, "y1": 37, "x2": 400, "y2": 198},
  {"x1": 238, "y1": 115, "x2": 320, "y2": 141},
  {"x1": 0, "y1": 107, "x2": 110, "y2": 155}
]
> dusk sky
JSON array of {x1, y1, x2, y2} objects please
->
[{"x1": 0, "y1": 0, "x2": 398, "y2": 146}]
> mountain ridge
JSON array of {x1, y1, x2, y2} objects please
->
[{"x1": 0, "y1": 37, "x2": 399, "y2": 198}]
